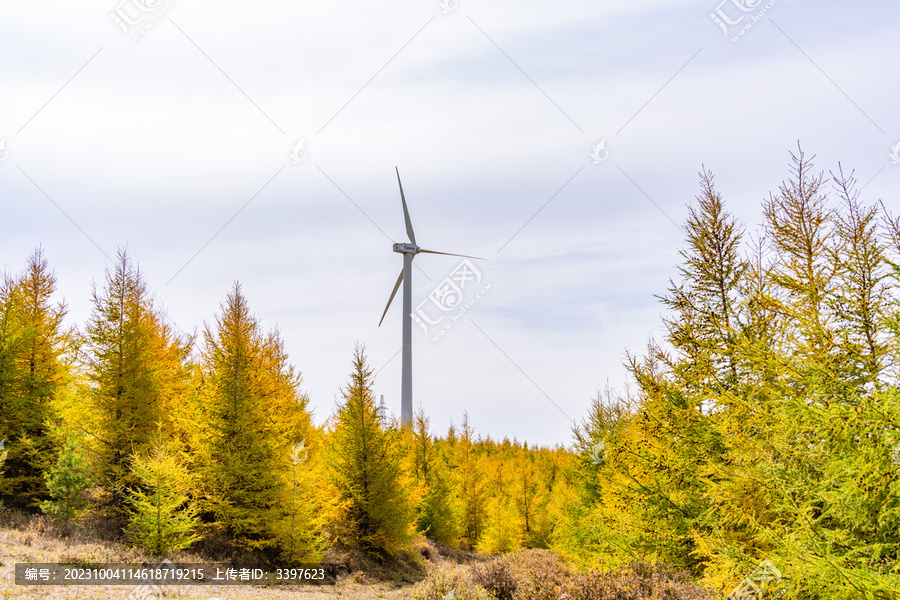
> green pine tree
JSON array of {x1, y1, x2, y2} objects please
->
[
  {"x1": 324, "y1": 344, "x2": 413, "y2": 556},
  {"x1": 125, "y1": 435, "x2": 200, "y2": 555},
  {"x1": 40, "y1": 437, "x2": 92, "y2": 533},
  {"x1": 197, "y1": 282, "x2": 292, "y2": 553}
]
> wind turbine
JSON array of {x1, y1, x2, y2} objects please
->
[{"x1": 378, "y1": 167, "x2": 480, "y2": 426}]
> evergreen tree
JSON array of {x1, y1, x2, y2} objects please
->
[
  {"x1": 478, "y1": 453, "x2": 522, "y2": 554},
  {"x1": 196, "y1": 282, "x2": 285, "y2": 553},
  {"x1": 456, "y1": 412, "x2": 485, "y2": 549},
  {"x1": 512, "y1": 446, "x2": 546, "y2": 548},
  {"x1": 829, "y1": 166, "x2": 890, "y2": 385},
  {"x1": 409, "y1": 405, "x2": 458, "y2": 545},
  {"x1": 324, "y1": 344, "x2": 412, "y2": 555},
  {"x1": 662, "y1": 168, "x2": 747, "y2": 394},
  {"x1": 40, "y1": 437, "x2": 92, "y2": 533},
  {"x1": 763, "y1": 146, "x2": 839, "y2": 388},
  {"x1": 0, "y1": 248, "x2": 69, "y2": 508},
  {"x1": 125, "y1": 435, "x2": 200, "y2": 555},
  {"x1": 83, "y1": 249, "x2": 190, "y2": 512},
  {"x1": 0, "y1": 274, "x2": 19, "y2": 501}
]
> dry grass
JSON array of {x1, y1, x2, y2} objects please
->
[
  {"x1": 0, "y1": 510, "x2": 430, "y2": 600},
  {"x1": 1, "y1": 511, "x2": 717, "y2": 600}
]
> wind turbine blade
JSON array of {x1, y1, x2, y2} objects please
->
[
  {"x1": 418, "y1": 249, "x2": 482, "y2": 260},
  {"x1": 378, "y1": 268, "x2": 404, "y2": 327},
  {"x1": 396, "y1": 167, "x2": 416, "y2": 245}
]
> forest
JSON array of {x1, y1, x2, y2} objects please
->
[{"x1": 2, "y1": 147, "x2": 900, "y2": 599}]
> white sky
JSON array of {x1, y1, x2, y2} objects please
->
[{"x1": 1, "y1": 0, "x2": 898, "y2": 447}]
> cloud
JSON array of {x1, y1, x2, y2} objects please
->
[{"x1": 2, "y1": 0, "x2": 898, "y2": 445}]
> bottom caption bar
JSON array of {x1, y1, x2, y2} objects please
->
[{"x1": 16, "y1": 562, "x2": 328, "y2": 585}]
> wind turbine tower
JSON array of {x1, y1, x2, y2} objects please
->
[{"x1": 378, "y1": 168, "x2": 479, "y2": 426}]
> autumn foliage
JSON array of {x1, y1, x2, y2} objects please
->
[{"x1": 2, "y1": 146, "x2": 900, "y2": 598}]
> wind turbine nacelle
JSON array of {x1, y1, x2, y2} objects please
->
[{"x1": 393, "y1": 243, "x2": 419, "y2": 254}]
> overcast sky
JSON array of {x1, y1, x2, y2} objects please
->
[{"x1": 1, "y1": 0, "x2": 898, "y2": 447}]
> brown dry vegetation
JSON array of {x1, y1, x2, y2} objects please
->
[
  {"x1": 0, "y1": 510, "x2": 455, "y2": 600},
  {"x1": 1, "y1": 510, "x2": 718, "y2": 600}
]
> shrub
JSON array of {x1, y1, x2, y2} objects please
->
[
  {"x1": 471, "y1": 558, "x2": 518, "y2": 600},
  {"x1": 410, "y1": 565, "x2": 492, "y2": 600},
  {"x1": 506, "y1": 549, "x2": 573, "y2": 600},
  {"x1": 556, "y1": 559, "x2": 717, "y2": 600},
  {"x1": 470, "y1": 550, "x2": 573, "y2": 600}
]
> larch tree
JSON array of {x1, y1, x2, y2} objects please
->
[
  {"x1": 259, "y1": 328, "x2": 321, "y2": 563},
  {"x1": 324, "y1": 344, "x2": 412, "y2": 556},
  {"x1": 662, "y1": 168, "x2": 747, "y2": 396},
  {"x1": 455, "y1": 412, "x2": 485, "y2": 550},
  {"x1": 829, "y1": 166, "x2": 891, "y2": 386},
  {"x1": 0, "y1": 268, "x2": 25, "y2": 504},
  {"x1": 409, "y1": 405, "x2": 458, "y2": 545},
  {"x1": 556, "y1": 148, "x2": 900, "y2": 596},
  {"x1": 125, "y1": 433, "x2": 200, "y2": 555},
  {"x1": 0, "y1": 248, "x2": 69, "y2": 508},
  {"x1": 40, "y1": 437, "x2": 92, "y2": 534},
  {"x1": 196, "y1": 282, "x2": 285, "y2": 553},
  {"x1": 615, "y1": 168, "x2": 751, "y2": 574},
  {"x1": 512, "y1": 445, "x2": 545, "y2": 548},
  {"x1": 277, "y1": 435, "x2": 326, "y2": 565},
  {"x1": 763, "y1": 146, "x2": 838, "y2": 388},
  {"x1": 82, "y1": 249, "x2": 189, "y2": 514},
  {"x1": 478, "y1": 449, "x2": 523, "y2": 554}
]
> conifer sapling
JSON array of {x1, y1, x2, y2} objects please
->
[{"x1": 40, "y1": 438, "x2": 92, "y2": 534}]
